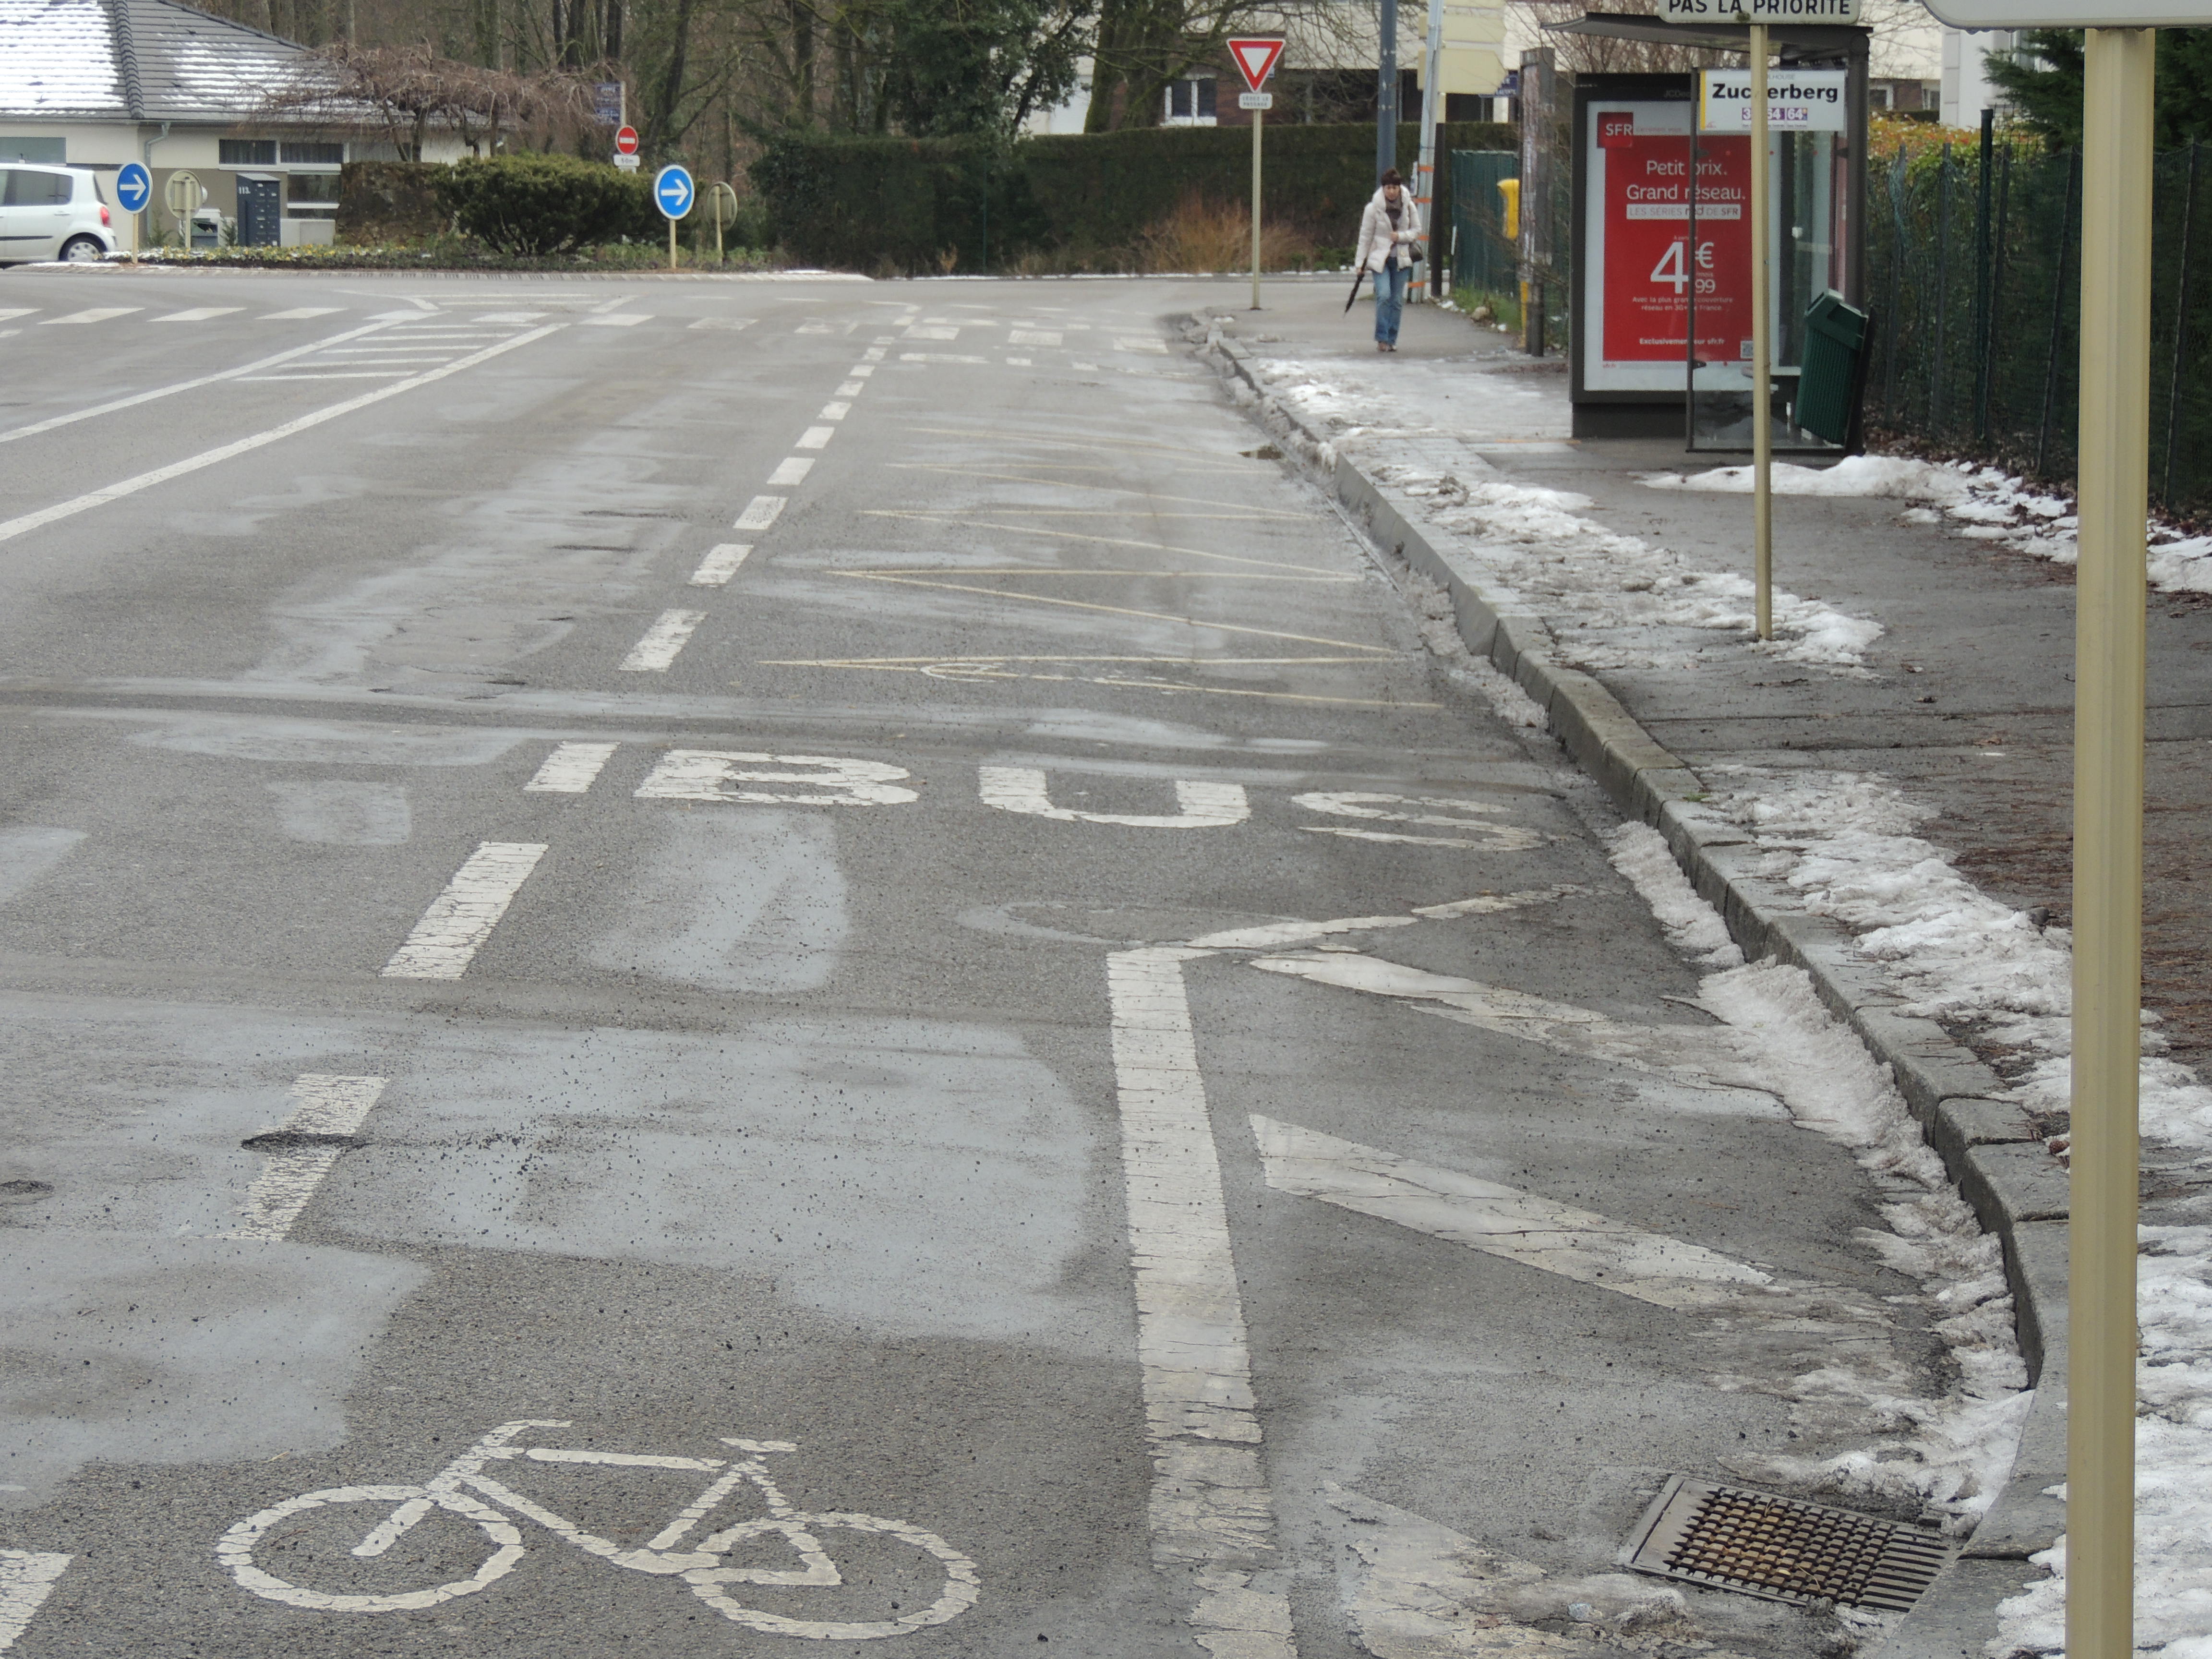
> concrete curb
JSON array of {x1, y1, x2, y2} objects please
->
[{"x1": 1199, "y1": 329, "x2": 2060, "y2": 1659}]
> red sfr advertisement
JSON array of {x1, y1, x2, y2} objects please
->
[{"x1": 1583, "y1": 103, "x2": 1754, "y2": 392}]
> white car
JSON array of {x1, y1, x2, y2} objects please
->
[{"x1": 0, "y1": 165, "x2": 117, "y2": 264}]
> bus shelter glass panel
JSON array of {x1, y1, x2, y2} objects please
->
[{"x1": 1688, "y1": 116, "x2": 1848, "y2": 451}]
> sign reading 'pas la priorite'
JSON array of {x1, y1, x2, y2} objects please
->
[{"x1": 1658, "y1": 0, "x2": 1861, "y2": 21}]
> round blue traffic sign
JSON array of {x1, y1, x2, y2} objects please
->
[
  {"x1": 116, "y1": 161, "x2": 151, "y2": 214},
  {"x1": 654, "y1": 164, "x2": 695, "y2": 220}
]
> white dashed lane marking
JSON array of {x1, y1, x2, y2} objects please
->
[
  {"x1": 768, "y1": 457, "x2": 814, "y2": 485},
  {"x1": 619, "y1": 608, "x2": 706, "y2": 672},
  {"x1": 223, "y1": 1075, "x2": 389, "y2": 1242},
  {"x1": 818, "y1": 402, "x2": 851, "y2": 421},
  {"x1": 524, "y1": 742, "x2": 617, "y2": 793},
  {"x1": 795, "y1": 426, "x2": 834, "y2": 449},
  {"x1": 381, "y1": 841, "x2": 548, "y2": 980},
  {"x1": 734, "y1": 495, "x2": 785, "y2": 531},
  {"x1": 42, "y1": 308, "x2": 140, "y2": 325},
  {"x1": 153, "y1": 307, "x2": 244, "y2": 323},
  {"x1": 261, "y1": 306, "x2": 343, "y2": 319},
  {"x1": 690, "y1": 543, "x2": 752, "y2": 586}
]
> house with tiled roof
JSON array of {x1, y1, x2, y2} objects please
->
[{"x1": 0, "y1": 0, "x2": 459, "y2": 245}]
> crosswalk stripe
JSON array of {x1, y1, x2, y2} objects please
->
[
  {"x1": 42, "y1": 308, "x2": 140, "y2": 325},
  {"x1": 153, "y1": 307, "x2": 245, "y2": 322}
]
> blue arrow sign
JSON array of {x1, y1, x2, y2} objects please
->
[
  {"x1": 654, "y1": 164, "x2": 695, "y2": 220},
  {"x1": 116, "y1": 161, "x2": 151, "y2": 214}
]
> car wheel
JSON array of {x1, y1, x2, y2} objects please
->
[{"x1": 60, "y1": 236, "x2": 106, "y2": 263}]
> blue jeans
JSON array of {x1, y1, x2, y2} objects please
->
[{"x1": 1374, "y1": 261, "x2": 1409, "y2": 344}]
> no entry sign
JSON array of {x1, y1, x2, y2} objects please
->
[
  {"x1": 1228, "y1": 38, "x2": 1285, "y2": 93},
  {"x1": 614, "y1": 125, "x2": 639, "y2": 156}
]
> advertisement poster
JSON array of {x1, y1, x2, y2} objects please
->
[{"x1": 1582, "y1": 103, "x2": 1756, "y2": 393}]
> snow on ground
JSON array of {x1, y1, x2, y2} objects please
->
[
  {"x1": 1378, "y1": 465, "x2": 1885, "y2": 673},
  {"x1": 1608, "y1": 824, "x2": 2029, "y2": 1536},
  {"x1": 1687, "y1": 770, "x2": 2212, "y2": 1659},
  {"x1": 1646, "y1": 458, "x2": 2212, "y2": 597},
  {"x1": 1213, "y1": 336, "x2": 2212, "y2": 1658},
  {"x1": 1217, "y1": 347, "x2": 1888, "y2": 673}
]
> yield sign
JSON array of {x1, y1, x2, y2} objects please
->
[{"x1": 1228, "y1": 37, "x2": 1285, "y2": 93}]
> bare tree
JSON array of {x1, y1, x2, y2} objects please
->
[{"x1": 267, "y1": 44, "x2": 600, "y2": 156}]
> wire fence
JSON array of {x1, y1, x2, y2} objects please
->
[{"x1": 1859, "y1": 136, "x2": 2212, "y2": 517}]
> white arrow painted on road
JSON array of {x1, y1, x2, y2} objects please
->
[
  {"x1": 1249, "y1": 1116, "x2": 1887, "y2": 1320},
  {"x1": 0, "y1": 1552, "x2": 72, "y2": 1652}
]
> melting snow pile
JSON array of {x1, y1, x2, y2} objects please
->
[
  {"x1": 1646, "y1": 458, "x2": 2212, "y2": 596},
  {"x1": 1682, "y1": 771, "x2": 2212, "y2": 1659},
  {"x1": 1376, "y1": 465, "x2": 1884, "y2": 674},
  {"x1": 1607, "y1": 823, "x2": 2029, "y2": 1533}
]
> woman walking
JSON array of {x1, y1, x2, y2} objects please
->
[{"x1": 1356, "y1": 168, "x2": 1422, "y2": 353}]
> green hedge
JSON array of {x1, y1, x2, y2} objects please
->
[
  {"x1": 753, "y1": 120, "x2": 1517, "y2": 272},
  {"x1": 337, "y1": 160, "x2": 446, "y2": 244},
  {"x1": 435, "y1": 154, "x2": 659, "y2": 255}
]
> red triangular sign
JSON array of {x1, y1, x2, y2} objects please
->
[{"x1": 1228, "y1": 37, "x2": 1285, "y2": 94}]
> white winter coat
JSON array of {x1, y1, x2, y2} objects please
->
[{"x1": 1355, "y1": 187, "x2": 1423, "y2": 276}]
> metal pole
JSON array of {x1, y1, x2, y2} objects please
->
[
  {"x1": 2070, "y1": 29, "x2": 2153, "y2": 1659},
  {"x1": 2036, "y1": 147, "x2": 2080, "y2": 480},
  {"x1": 1415, "y1": 0, "x2": 1443, "y2": 302},
  {"x1": 1377, "y1": 0, "x2": 1398, "y2": 189},
  {"x1": 1251, "y1": 103, "x2": 1263, "y2": 310},
  {"x1": 1975, "y1": 109, "x2": 1996, "y2": 445},
  {"x1": 668, "y1": 214, "x2": 677, "y2": 272},
  {"x1": 1751, "y1": 23, "x2": 1772, "y2": 642},
  {"x1": 1935, "y1": 146, "x2": 1953, "y2": 430},
  {"x1": 2162, "y1": 139, "x2": 2201, "y2": 510}
]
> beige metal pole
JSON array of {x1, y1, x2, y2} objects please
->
[
  {"x1": 669, "y1": 216, "x2": 678, "y2": 272},
  {"x1": 1251, "y1": 104, "x2": 1264, "y2": 310},
  {"x1": 1750, "y1": 24, "x2": 1772, "y2": 641},
  {"x1": 2071, "y1": 28, "x2": 2153, "y2": 1659}
]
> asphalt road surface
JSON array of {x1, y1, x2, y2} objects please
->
[{"x1": 0, "y1": 270, "x2": 1949, "y2": 1658}]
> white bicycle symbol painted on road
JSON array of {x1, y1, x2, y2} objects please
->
[{"x1": 216, "y1": 1420, "x2": 980, "y2": 1639}]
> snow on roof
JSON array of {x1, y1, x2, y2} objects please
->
[{"x1": 0, "y1": 0, "x2": 328, "y2": 122}]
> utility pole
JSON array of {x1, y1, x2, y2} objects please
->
[
  {"x1": 1415, "y1": 0, "x2": 1444, "y2": 301},
  {"x1": 1376, "y1": 0, "x2": 1398, "y2": 188}
]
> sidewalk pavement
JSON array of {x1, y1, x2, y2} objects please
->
[{"x1": 1166, "y1": 274, "x2": 2212, "y2": 1659}]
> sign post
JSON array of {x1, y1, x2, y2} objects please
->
[
  {"x1": 1919, "y1": 5, "x2": 2209, "y2": 1653},
  {"x1": 1748, "y1": 23, "x2": 1771, "y2": 638},
  {"x1": 162, "y1": 169, "x2": 204, "y2": 252},
  {"x1": 116, "y1": 162, "x2": 150, "y2": 264},
  {"x1": 708, "y1": 181, "x2": 739, "y2": 265},
  {"x1": 1230, "y1": 38, "x2": 1285, "y2": 311},
  {"x1": 1662, "y1": 1, "x2": 1861, "y2": 630},
  {"x1": 654, "y1": 163, "x2": 695, "y2": 272}
]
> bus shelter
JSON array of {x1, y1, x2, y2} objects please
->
[{"x1": 1560, "y1": 15, "x2": 1872, "y2": 448}]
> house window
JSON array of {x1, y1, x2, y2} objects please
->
[
  {"x1": 1166, "y1": 77, "x2": 1217, "y2": 124},
  {"x1": 219, "y1": 139, "x2": 277, "y2": 165},
  {"x1": 281, "y1": 141, "x2": 344, "y2": 165},
  {"x1": 0, "y1": 136, "x2": 66, "y2": 163},
  {"x1": 286, "y1": 171, "x2": 338, "y2": 203}
]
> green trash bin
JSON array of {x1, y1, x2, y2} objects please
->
[{"x1": 1795, "y1": 292, "x2": 1871, "y2": 446}]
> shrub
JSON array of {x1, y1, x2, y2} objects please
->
[
  {"x1": 433, "y1": 153, "x2": 657, "y2": 255},
  {"x1": 1132, "y1": 192, "x2": 1317, "y2": 274}
]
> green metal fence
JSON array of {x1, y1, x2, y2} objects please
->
[
  {"x1": 1448, "y1": 149, "x2": 1518, "y2": 304},
  {"x1": 1866, "y1": 135, "x2": 2212, "y2": 518}
]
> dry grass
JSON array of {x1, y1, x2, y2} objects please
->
[{"x1": 1130, "y1": 193, "x2": 1317, "y2": 275}]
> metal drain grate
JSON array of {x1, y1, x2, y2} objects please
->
[{"x1": 1622, "y1": 1477, "x2": 1954, "y2": 1611}]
